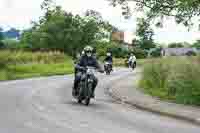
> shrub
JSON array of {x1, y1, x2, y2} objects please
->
[
  {"x1": 0, "y1": 41, "x2": 5, "y2": 49},
  {"x1": 150, "y1": 48, "x2": 162, "y2": 57},
  {"x1": 3, "y1": 39, "x2": 20, "y2": 49},
  {"x1": 94, "y1": 41, "x2": 129, "y2": 58},
  {"x1": 131, "y1": 48, "x2": 147, "y2": 59}
]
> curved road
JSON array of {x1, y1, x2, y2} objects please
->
[{"x1": 0, "y1": 68, "x2": 199, "y2": 133}]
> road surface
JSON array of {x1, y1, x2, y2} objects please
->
[{"x1": 0, "y1": 68, "x2": 199, "y2": 133}]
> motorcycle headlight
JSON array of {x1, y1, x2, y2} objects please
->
[{"x1": 87, "y1": 68, "x2": 95, "y2": 74}]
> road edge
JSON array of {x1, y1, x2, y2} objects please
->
[{"x1": 107, "y1": 73, "x2": 200, "y2": 126}]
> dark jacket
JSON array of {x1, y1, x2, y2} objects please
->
[
  {"x1": 75, "y1": 55, "x2": 101, "y2": 73},
  {"x1": 104, "y1": 56, "x2": 113, "y2": 63}
]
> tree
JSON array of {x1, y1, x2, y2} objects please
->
[
  {"x1": 108, "y1": 0, "x2": 200, "y2": 28},
  {"x1": 192, "y1": 40, "x2": 200, "y2": 49},
  {"x1": 168, "y1": 42, "x2": 184, "y2": 48},
  {"x1": 20, "y1": 0, "x2": 113, "y2": 57},
  {"x1": 0, "y1": 28, "x2": 3, "y2": 40},
  {"x1": 135, "y1": 18, "x2": 156, "y2": 50},
  {"x1": 150, "y1": 48, "x2": 162, "y2": 57},
  {"x1": 0, "y1": 28, "x2": 5, "y2": 49},
  {"x1": 85, "y1": 10, "x2": 103, "y2": 22}
]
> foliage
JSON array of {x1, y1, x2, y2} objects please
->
[
  {"x1": 191, "y1": 40, "x2": 200, "y2": 49},
  {"x1": 168, "y1": 42, "x2": 184, "y2": 48},
  {"x1": 140, "y1": 57, "x2": 200, "y2": 106},
  {"x1": 0, "y1": 50, "x2": 73, "y2": 81},
  {"x1": 0, "y1": 30, "x2": 3, "y2": 41},
  {"x1": 135, "y1": 18, "x2": 156, "y2": 50},
  {"x1": 2, "y1": 39, "x2": 20, "y2": 49},
  {"x1": 0, "y1": 41, "x2": 5, "y2": 49},
  {"x1": 20, "y1": 0, "x2": 113, "y2": 57},
  {"x1": 0, "y1": 63, "x2": 73, "y2": 81},
  {"x1": 94, "y1": 41, "x2": 128, "y2": 58},
  {"x1": 131, "y1": 47, "x2": 147, "y2": 59},
  {"x1": 0, "y1": 29, "x2": 5, "y2": 49},
  {"x1": 0, "y1": 50, "x2": 70, "y2": 65},
  {"x1": 108, "y1": 0, "x2": 200, "y2": 28},
  {"x1": 150, "y1": 48, "x2": 162, "y2": 57}
]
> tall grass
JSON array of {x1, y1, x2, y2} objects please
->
[
  {"x1": 0, "y1": 50, "x2": 69, "y2": 64},
  {"x1": 139, "y1": 56, "x2": 200, "y2": 106},
  {"x1": 0, "y1": 50, "x2": 74, "y2": 81}
]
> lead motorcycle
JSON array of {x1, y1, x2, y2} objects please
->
[
  {"x1": 74, "y1": 66, "x2": 97, "y2": 106},
  {"x1": 104, "y1": 62, "x2": 112, "y2": 75}
]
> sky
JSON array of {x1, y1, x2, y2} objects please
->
[{"x1": 0, "y1": 0, "x2": 199, "y2": 44}]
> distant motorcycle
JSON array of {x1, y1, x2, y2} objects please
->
[
  {"x1": 74, "y1": 66, "x2": 96, "y2": 106},
  {"x1": 104, "y1": 62, "x2": 112, "y2": 75},
  {"x1": 129, "y1": 60, "x2": 136, "y2": 70}
]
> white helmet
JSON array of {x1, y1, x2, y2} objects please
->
[
  {"x1": 84, "y1": 46, "x2": 93, "y2": 57},
  {"x1": 106, "y1": 52, "x2": 111, "y2": 56},
  {"x1": 84, "y1": 46, "x2": 93, "y2": 52}
]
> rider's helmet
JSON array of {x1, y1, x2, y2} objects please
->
[
  {"x1": 106, "y1": 52, "x2": 111, "y2": 57},
  {"x1": 84, "y1": 46, "x2": 93, "y2": 57}
]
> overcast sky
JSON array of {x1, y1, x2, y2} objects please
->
[{"x1": 0, "y1": 0, "x2": 199, "y2": 43}]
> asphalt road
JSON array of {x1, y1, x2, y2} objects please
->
[{"x1": 0, "y1": 68, "x2": 199, "y2": 133}]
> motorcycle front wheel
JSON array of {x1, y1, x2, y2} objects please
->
[{"x1": 85, "y1": 98, "x2": 90, "y2": 106}]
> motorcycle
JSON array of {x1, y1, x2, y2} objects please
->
[
  {"x1": 74, "y1": 66, "x2": 96, "y2": 106},
  {"x1": 128, "y1": 60, "x2": 136, "y2": 70},
  {"x1": 104, "y1": 62, "x2": 112, "y2": 75}
]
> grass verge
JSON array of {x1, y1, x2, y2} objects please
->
[
  {"x1": 139, "y1": 56, "x2": 200, "y2": 106},
  {"x1": 0, "y1": 50, "x2": 74, "y2": 81}
]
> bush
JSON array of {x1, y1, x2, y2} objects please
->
[
  {"x1": 150, "y1": 48, "x2": 162, "y2": 57},
  {"x1": 186, "y1": 51, "x2": 197, "y2": 56},
  {"x1": 131, "y1": 48, "x2": 147, "y2": 59},
  {"x1": 94, "y1": 41, "x2": 129, "y2": 58},
  {"x1": 0, "y1": 41, "x2": 5, "y2": 49},
  {"x1": 3, "y1": 39, "x2": 20, "y2": 49},
  {"x1": 139, "y1": 57, "x2": 200, "y2": 106}
]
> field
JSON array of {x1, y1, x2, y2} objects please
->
[
  {"x1": 0, "y1": 50, "x2": 74, "y2": 81},
  {"x1": 139, "y1": 56, "x2": 200, "y2": 106}
]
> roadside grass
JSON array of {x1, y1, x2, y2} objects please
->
[
  {"x1": 139, "y1": 56, "x2": 200, "y2": 106},
  {"x1": 0, "y1": 50, "x2": 74, "y2": 81}
]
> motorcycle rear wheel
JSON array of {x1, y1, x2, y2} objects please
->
[{"x1": 85, "y1": 98, "x2": 90, "y2": 106}]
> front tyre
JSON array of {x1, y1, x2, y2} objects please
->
[
  {"x1": 85, "y1": 98, "x2": 90, "y2": 106},
  {"x1": 78, "y1": 98, "x2": 82, "y2": 103}
]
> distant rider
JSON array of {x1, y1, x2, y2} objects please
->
[{"x1": 104, "y1": 52, "x2": 113, "y2": 70}]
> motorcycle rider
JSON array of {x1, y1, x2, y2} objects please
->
[
  {"x1": 128, "y1": 53, "x2": 136, "y2": 68},
  {"x1": 73, "y1": 46, "x2": 103, "y2": 98},
  {"x1": 104, "y1": 51, "x2": 113, "y2": 71}
]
